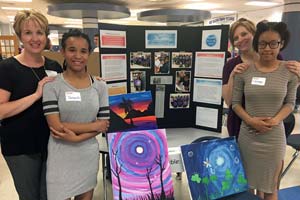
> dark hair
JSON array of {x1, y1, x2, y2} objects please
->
[
  {"x1": 61, "y1": 29, "x2": 91, "y2": 70},
  {"x1": 44, "y1": 38, "x2": 51, "y2": 50},
  {"x1": 61, "y1": 29, "x2": 92, "y2": 52},
  {"x1": 94, "y1": 33, "x2": 99, "y2": 37},
  {"x1": 253, "y1": 21, "x2": 290, "y2": 52}
]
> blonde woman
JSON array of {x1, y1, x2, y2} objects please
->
[
  {"x1": 222, "y1": 18, "x2": 300, "y2": 139},
  {"x1": 0, "y1": 10, "x2": 62, "y2": 200}
]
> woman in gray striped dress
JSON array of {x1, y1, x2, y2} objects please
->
[
  {"x1": 232, "y1": 22, "x2": 298, "y2": 200},
  {"x1": 42, "y1": 29, "x2": 110, "y2": 200}
]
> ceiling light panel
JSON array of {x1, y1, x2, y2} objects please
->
[
  {"x1": 245, "y1": 1, "x2": 279, "y2": 7},
  {"x1": 211, "y1": 10, "x2": 236, "y2": 14},
  {"x1": 1, "y1": 7, "x2": 30, "y2": 10},
  {"x1": 183, "y1": 3, "x2": 219, "y2": 10},
  {"x1": 0, "y1": 0, "x2": 31, "y2": 2}
]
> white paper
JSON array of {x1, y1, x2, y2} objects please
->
[
  {"x1": 155, "y1": 85, "x2": 165, "y2": 118},
  {"x1": 196, "y1": 106, "x2": 218, "y2": 129},
  {"x1": 150, "y1": 76, "x2": 173, "y2": 85},
  {"x1": 194, "y1": 51, "x2": 225, "y2": 78},
  {"x1": 146, "y1": 30, "x2": 177, "y2": 49},
  {"x1": 45, "y1": 70, "x2": 57, "y2": 77},
  {"x1": 168, "y1": 147, "x2": 184, "y2": 172},
  {"x1": 201, "y1": 29, "x2": 222, "y2": 50},
  {"x1": 101, "y1": 54, "x2": 127, "y2": 81},
  {"x1": 107, "y1": 82, "x2": 127, "y2": 96},
  {"x1": 100, "y1": 29, "x2": 126, "y2": 48},
  {"x1": 193, "y1": 78, "x2": 222, "y2": 105}
]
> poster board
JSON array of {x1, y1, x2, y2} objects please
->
[{"x1": 99, "y1": 23, "x2": 229, "y2": 132}]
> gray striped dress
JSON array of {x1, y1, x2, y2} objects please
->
[
  {"x1": 232, "y1": 62, "x2": 298, "y2": 193},
  {"x1": 42, "y1": 74, "x2": 109, "y2": 200}
]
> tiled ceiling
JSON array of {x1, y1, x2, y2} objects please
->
[{"x1": 0, "y1": 0, "x2": 284, "y2": 27}]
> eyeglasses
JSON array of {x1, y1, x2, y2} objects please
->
[{"x1": 258, "y1": 40, "x2": 282, "y2": 49}]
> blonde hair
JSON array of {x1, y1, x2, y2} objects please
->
[
  {"x1": 13, "y1": 9, "x2": 49, "y2": 39},
  {"x1": 229, "y1": 18, "x2": 256, "y2": 47}
]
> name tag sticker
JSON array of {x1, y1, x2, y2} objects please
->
[
  {"x1": 251, "y1": 77, "x2": 266, "y2": 86},
  {"x1": 65, "y1": 91, "x2": 81, "y2": 101}
]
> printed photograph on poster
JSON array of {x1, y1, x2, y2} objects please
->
[
  {"x1": 150, "y1": 76, "x2": 173, "y2": 85},
  {"x1": 130, "y1": 71, "x2": 146, "y2": 92},
  {"x1": 101, "y1": 54, "x2": 127, "y2": 81},
  {"x1": 145, "y1": 30, "x2": 177, "y2": 48},
  {"x1": 193, "y1": 78, "x2": 222, "y2": 105},
  {"x1": 169, "y1": 93, "x2": 190, "y2": 109},
  {"x1": 100, "y1": 29, "x2": 126, "y2": 48},
  {"x1": 130, "y1": 52, "x2": 151, "y2": 69},
  {"x1": 175, "y1": 71, "x2": 191, "y2": 92},
  {"x1": 107, "y1": 82, "x2": 127, "y2": 96},
  {"x1": 154, "y1": 51, "x2": 170, "y2": 74},
  {"x1": 171, "y1": 52, "x2": 192, "y2": 68},
  {"x1": 201, "y1": 29, "x2": 222, "y2": 50},
  {"x1": 196, "y1": 106, "x2": 218, "y2": 129},
  {"x1": 194, "y1": 51, "x2": 225, "y2": 78}
]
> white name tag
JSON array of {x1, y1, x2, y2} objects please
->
[
  {"x1": 251, "y1": 77, "x2": 266, "y2": 86},
  {"x1": 65, "y1": 91, "x2": 81, "y2": 101},
  {"x1": 45, "y1": 70, "x2": 57, "y2": 77}
]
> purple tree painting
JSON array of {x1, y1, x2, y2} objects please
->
[{"x1": 108, "y1": 129, "x2": 174, "y2": 200}]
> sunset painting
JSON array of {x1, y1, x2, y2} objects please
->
[{"x1": 108, "y1": 91, "x2": 157, "y2": 133}]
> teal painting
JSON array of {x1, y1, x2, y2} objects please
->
[{"x1": 181, "y1": 137, "x2": 248, "y2": 200}]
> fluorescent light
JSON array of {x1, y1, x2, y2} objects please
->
[
  {"x1": 63, "y1": 25, "x2": 82, "y2": 28},
  {"x1": 130, "y1": 9, "x2": 149, "y2": 17},
  {"x1": 267, "y1": 11, "x2": 282, "y2": 22},
  {"x1": 155, "y1": 22, "x2": 167, "y2": 26},
  {"x1": 245, "y1": 1, "x2": 279, "y2": 7},
  {"x1": 66, "y1": 18, "x2": 82, "y2": 22},
  {"x1": 183, "y1": 3, "x2": 219, "y2": 10},
  {"x1": 211, "y1": 10, "x2": 236, "y2": 14},
  {"x1": 1, "y1": 7, "x2": 30, "y2": 10},
  {"x1": 0, "y1": 0, "x2": 32, "y2": 2},
  {"x1": 64, "y1": 21, "x2": 82, "y2": 24},
  {"x1": 64, "y1": 19, "x2": 82, "y2": 25}
]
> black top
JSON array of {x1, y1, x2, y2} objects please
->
[{"x1": 0, "y1": 57, "x2": 62, "y2": 156}]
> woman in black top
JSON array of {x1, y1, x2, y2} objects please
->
[{"x1": 0, "y1": 10, "x2": 62, "y2": 200}]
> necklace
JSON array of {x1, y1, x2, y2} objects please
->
[{"x1": 30, "y1": 66, "x2": 46, "y2": 81}]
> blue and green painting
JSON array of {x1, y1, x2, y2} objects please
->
[{"x1": 180, "y1": 137, "x2": 248, "y2": 200}]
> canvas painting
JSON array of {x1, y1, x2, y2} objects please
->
[
  {"x1": 108, "y1": 129, "x2": 174, "y2": 200},
  {"x1": 181, "y1": 137, "x2": 248, "y2": 200},
  {"x1": 108, "y1": 91, "x2": 157, "y2": 133}
]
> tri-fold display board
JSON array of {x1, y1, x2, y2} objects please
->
[{"x1": 98, "y1": 23, "x2": 229, "y2": 133}]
